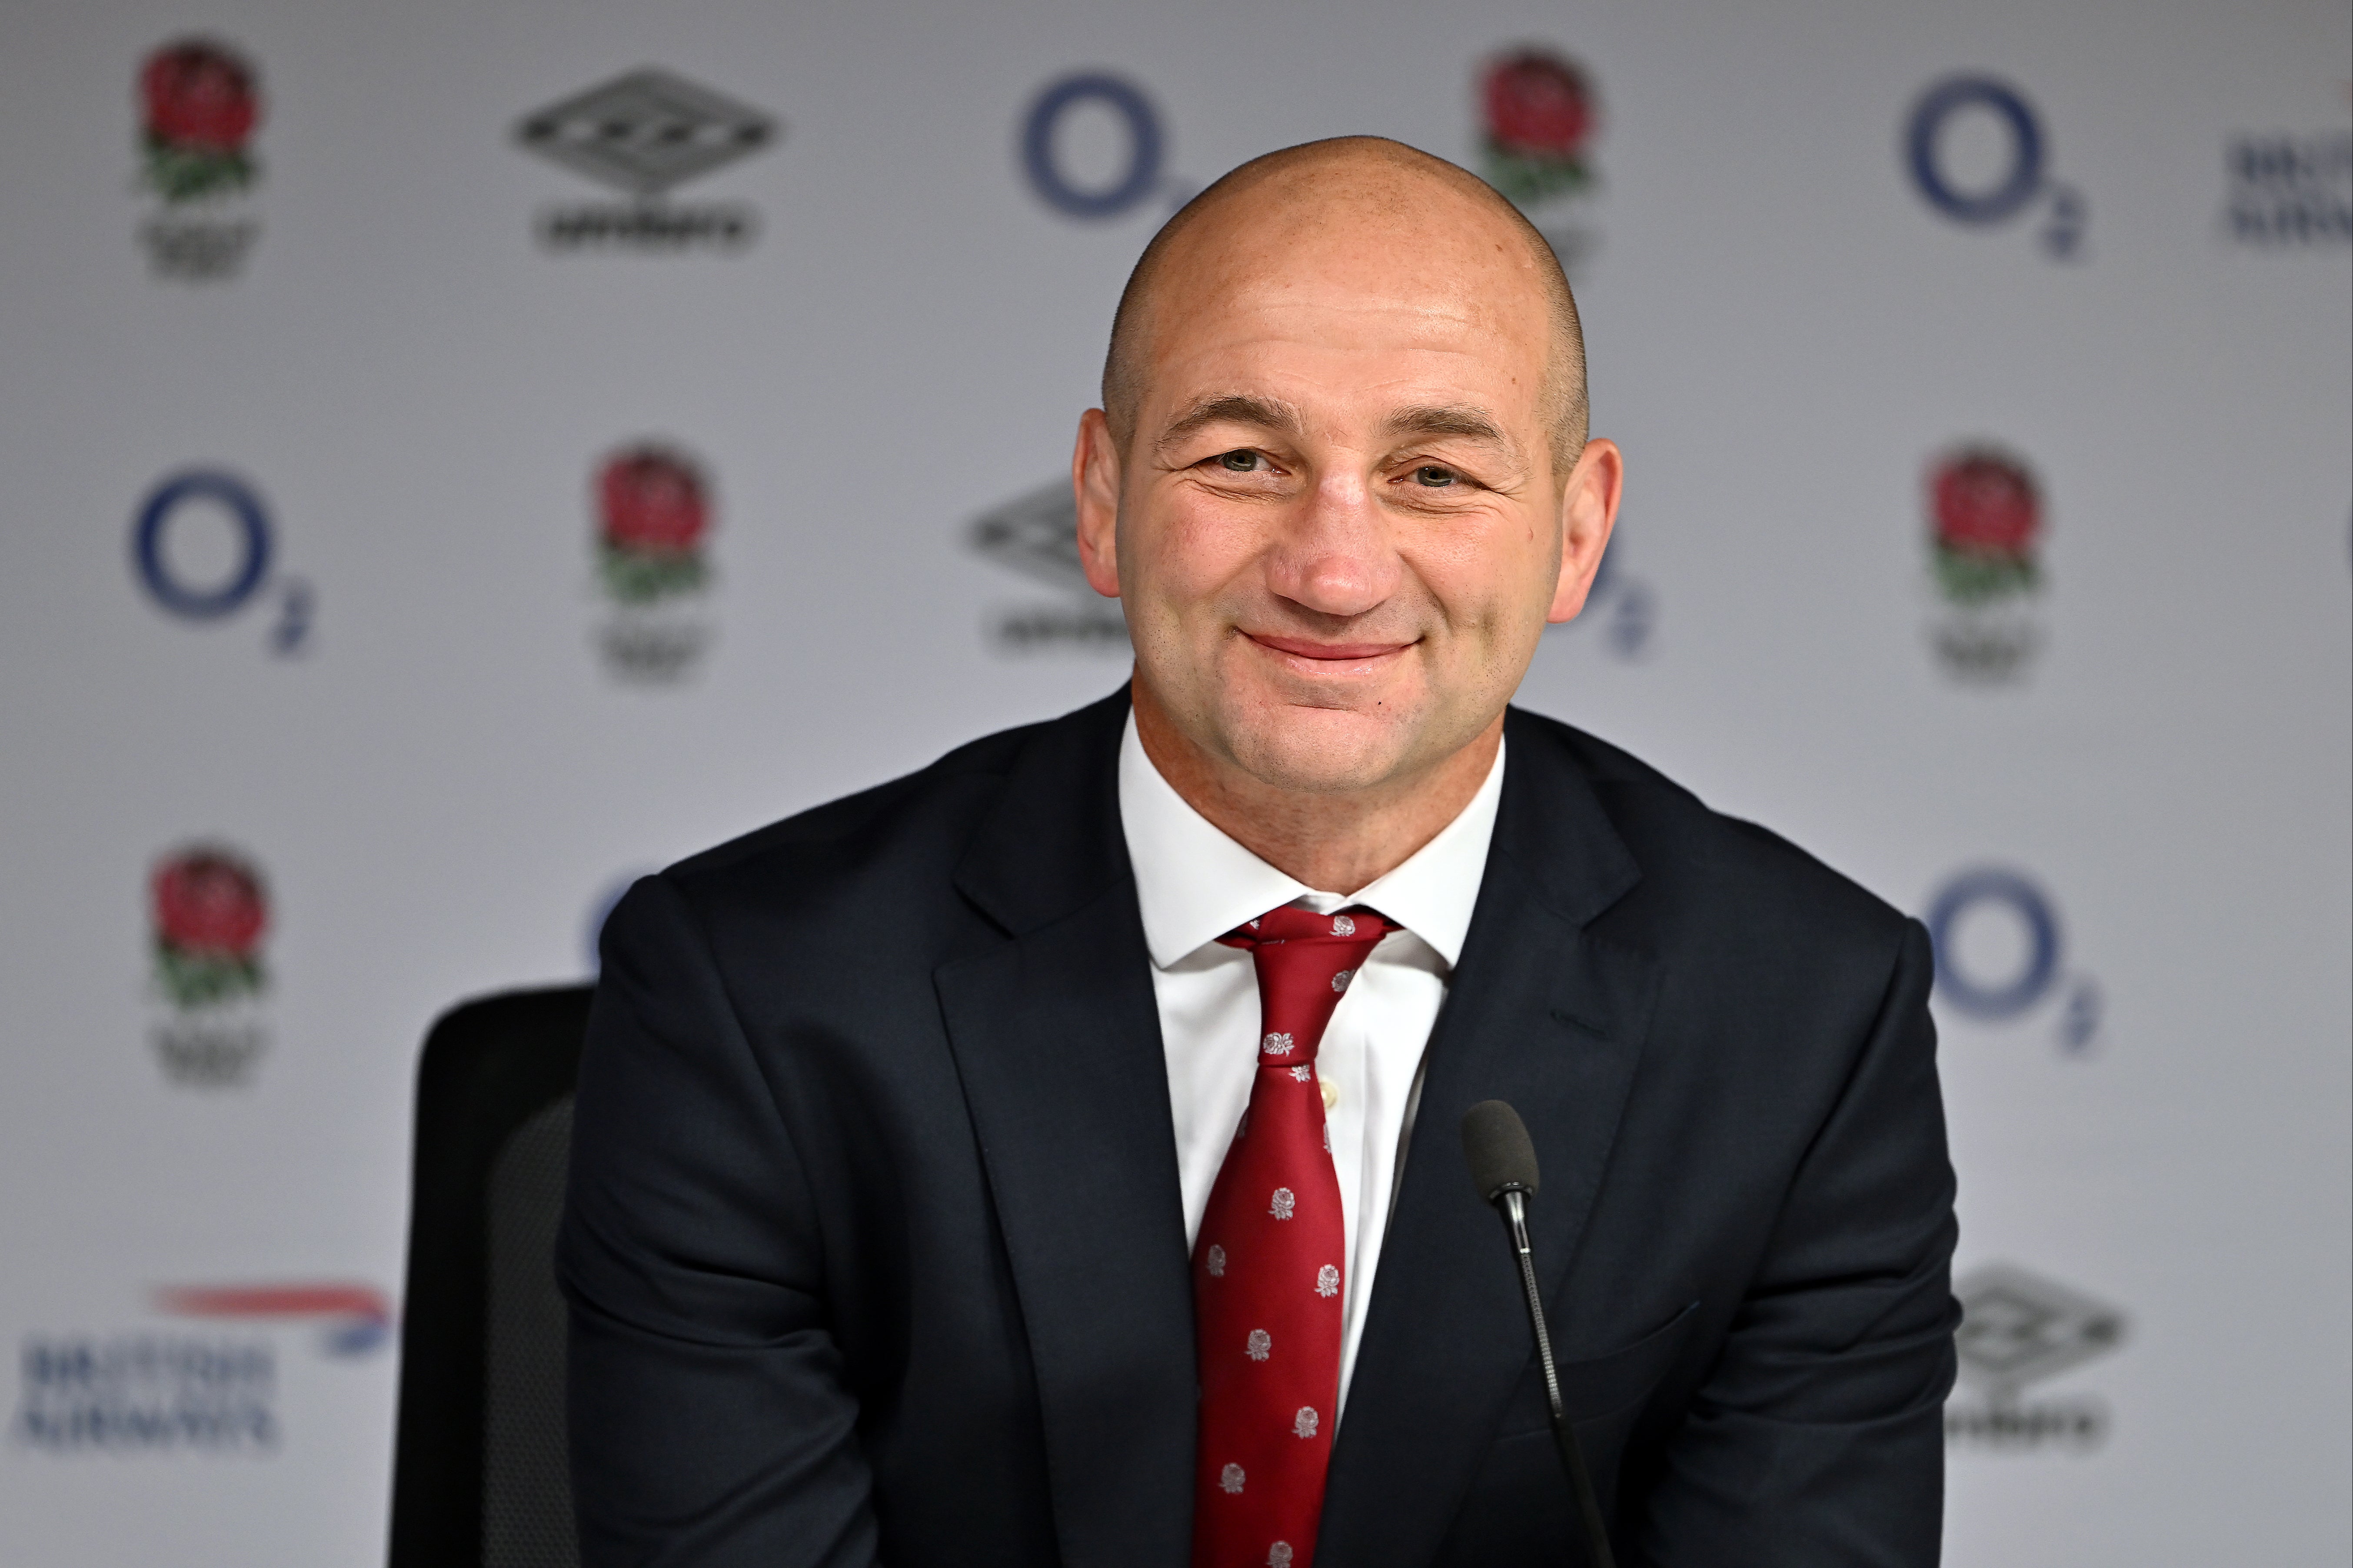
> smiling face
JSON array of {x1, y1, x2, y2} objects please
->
[{"x1": 1075, "y1": 140, "x2": 1621, "y2": 803}]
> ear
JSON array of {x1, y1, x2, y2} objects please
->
[
  {"x1": 1546, "y1": 436, "x2": 1624, "y2": 624},
  {"x1": 1074, "y1": 409, "x2": 1124, "y2": 599}
]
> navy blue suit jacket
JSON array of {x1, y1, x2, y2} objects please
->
[{"x1": 559, "y1": 690, "x2": 1958, "y2": 1565}]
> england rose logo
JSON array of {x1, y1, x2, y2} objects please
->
[
  {"x1": 1479, "y1": 49, "x2": 1597, "y2": 209},
  {"x1": 146, "y1": 844, "x2": 271, "y2": 1085},
  {"x1": 135, "y1": 37, "x2": 263, "y2": 281},
  {"x1": 1931, "y1": 449, "x2": 2042, "y2": 604},
  {"x1": 592, "y1": 443, "x2": 715, "y2": 682},
  {"x1": 1925, "y1": 446, "x2": 2046, "y2": 682},
  {"x1": 150, "y1": 847, "x2": 267, "y2": 1007},
  {"x1": 597, "y1": 446, "x2": 710, "y2": 604},
  {"x1": 139, "y1": 40, "x2": 261, "y2": 204}
]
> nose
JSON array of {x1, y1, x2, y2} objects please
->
[{"x1": 1263, "y1": 469, "x2": 1401, "y2": 620}]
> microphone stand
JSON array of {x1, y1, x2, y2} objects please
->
[{"x1": 1496, "y1": 1188, "x2": 1617, "y2": 1568}]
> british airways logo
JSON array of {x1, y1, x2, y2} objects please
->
[{"x1": 155, "y1": 1281, "x2": 393, "y2": 1357}]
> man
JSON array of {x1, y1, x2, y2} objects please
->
[{"x1": 561, "y1": 138, "x2": 1958, "y2": 1567}]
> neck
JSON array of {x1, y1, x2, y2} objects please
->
[{"x1": 1131, "y1": 677, "x2": 1502, "y2": 894}]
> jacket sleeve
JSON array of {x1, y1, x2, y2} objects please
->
[
  {"x1": 1637, "y1": 919, "x2": 1960, "y2": 1566},
  {"x1": 557, "y1": 874, "x2": 878, "y2": 1567}
]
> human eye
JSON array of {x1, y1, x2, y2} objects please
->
[
  {"x1": 1411, "y1": 464, "x2": 1461, "y2": 487},
  {"x1": 1214, "y1": 449, "x2": 1264, "y2": 473}
]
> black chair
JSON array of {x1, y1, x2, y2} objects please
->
[{"x1": 389, "y1": 985, "x2": 594, "y2": 1568}]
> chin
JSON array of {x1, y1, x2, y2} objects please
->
[{"x1": 1217, "y1": 700, "x2": 1420, "y2": 796}]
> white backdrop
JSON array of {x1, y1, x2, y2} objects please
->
[{"x1": 1, "y1": 0, "x2": 2347, "y2": 1561}]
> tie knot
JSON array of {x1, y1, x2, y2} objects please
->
[
  {"x1": 1218, "y1": 905, "x2": 1394, "y2": 1070},
  {"x1": 1219, "y1": 904, "x2": 1392, "y2": 950}
]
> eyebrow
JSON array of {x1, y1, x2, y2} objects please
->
[
  {"x1": 1383, "y1": 404, "x2": 1515, "y2": 453},
  {"x1": 1154, "y1": 394, "x2": 1305, "y2": 455},
  {"x1": 1151, "y1": 394, "x2": 1525, "y2": 467}
]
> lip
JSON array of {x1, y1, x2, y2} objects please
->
[{"x1": 1243, "y1": 632, "x2": 1414, "y2": 665}]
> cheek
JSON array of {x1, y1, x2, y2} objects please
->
[
  {"x1": 1406, "y1": 510, "x2": 1555, "y2": 629},
  {"x1": 1131, "y1": 491, "x2": 1266, "y2": 609}
]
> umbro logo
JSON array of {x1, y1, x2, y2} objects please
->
[
  {"x1": 1946, "y1": 1262, "x2": 2128, "y2": 1453},
  {"x1": 967, "y1": 480, "x2": 1129, "y2": 655},
  {"x1": 513, "y1": 68, "x2": 780, "y2": 253}
]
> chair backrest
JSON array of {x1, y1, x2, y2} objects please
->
[{"x1": 389, "y1": 985, "x2": 594, "y2": 1568}]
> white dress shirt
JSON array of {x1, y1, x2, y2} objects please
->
[{"x1": 1117, "y1": 712, "x2": 1504, "y2": 1418}]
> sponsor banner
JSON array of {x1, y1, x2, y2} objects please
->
[
  {"x1": 130, "y1": 470, "x2": 315, "y2": 655},
  {"x1": 16, "y1": 1336, "x2": 276, "y2": 1454},
  {"x1": 1947, "y1": 1262, "x2": 2128, "y2": 1453},
  {"x1": 1019, "y1": 71, "x2": 1190, "y2": 222},
  {"x1": 146, "y1": 845, "x2": 273, "y2": 1087},
  {"x1": 1925, "y1": 867, "x2": 2102, "y2": 1053},
  {"x1": 515, "y1": 70, "x2": 779, "y2": 254},
  {"x1": 13, "y1": 1284, "x2": 389, "y2": 1457},
  {"x1": 1476, "y1": 46, "x2": 1601, "y2": 273},
  {"x1": 2222, "y1": 131, "x2": 2352, "y2": 248},
  {"x1": 1923, "y1": 446, "x2": 2044, "y2": 684},
  {"x1": 592, "y1": 443, "x2": 716, "y2": 682},
  {"x1": 968, "y1": 479, "x2": 1129, "y2": 654},
  {"x1": 0, "y1": 5, "x2": 2342, "y2": 1560},
  {"x1": 1904, "y1": 75, "x2": 2086, "y2": 260},
  {"x1": 135, "y1": 39, "x2": 263, "y2": 282},
  {"x1": 153, "y1": 1284, "x2": 393, "y2": 1358}
]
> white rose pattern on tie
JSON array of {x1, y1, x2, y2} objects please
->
[{"x1": 1192, "y1": 904, "x2": 1394, "y2": 1568}]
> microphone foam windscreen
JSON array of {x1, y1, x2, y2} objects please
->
[{"x1": 1460, "y1": 1099, "x2": 1540, "y2": 1202}]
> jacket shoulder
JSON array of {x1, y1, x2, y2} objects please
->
[
  {"x1": 1508, "y1": 706, "x2": 1911, "y2": 951},
  {"x1": 662, "y1": 715, "x2": 1043, "y2": 886}
]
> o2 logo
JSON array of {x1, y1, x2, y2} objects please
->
[
  {"x1": 1905, "y1": 76, "x2": 2086, "y2": 261},
  {"x1": 1926, "y1": 867, "x2": 2102, "y2": 1052},
  {"x1": 131, "y1": 469, "x2": 313, "y2": 655},
  {"x1": 1020, "y1": 71, "x2": 1191, "y2": 221}
]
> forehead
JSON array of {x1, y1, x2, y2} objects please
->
[{"x1": 1142, "y1": 185, "x2": 1553, "y2": 420}]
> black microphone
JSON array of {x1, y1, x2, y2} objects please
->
[{"x1": 1461, "y1": 1100, "x2": 1617, "y2": 1568}]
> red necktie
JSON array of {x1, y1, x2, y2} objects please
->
[{"x1": 1192, "y1": 904, "x2": 1395, "y2": 1568}]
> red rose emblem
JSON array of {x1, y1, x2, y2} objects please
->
[
  {"x1": 140, "y1": 41, "x2": 259, "y2": 154},
  {"x1": 1482, "y1": 51, "x2": 1594, "y2": 161},
  {"x1": 598, "y1": 448, "x2": 709, "y2": 556},
  {"x1": 1932, "y1": 451, "x2": 2040, "y2": 560},
  {"x1": 152, "y1": 850, "x2": 268, "y2": 959}
]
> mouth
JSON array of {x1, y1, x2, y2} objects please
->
[{"x1": 1241, "y1": 631, "x2": 1416, "y2": 673}]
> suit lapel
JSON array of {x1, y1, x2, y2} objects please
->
[
  {"x1": 1319, "y1": 711, "x2": 1657, "y2": 1568},
  {"x1": 935, "y1": 691, "x2": 1196, "y2": 1568}
]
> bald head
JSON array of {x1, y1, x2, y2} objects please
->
[
  {"x1": 1102, "y1": 136, "x2": 1588, "y2": 473},
  {"x1": 1068, "y1": 135, "x2": 1627, "y2": 851}
]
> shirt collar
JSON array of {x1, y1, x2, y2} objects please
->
[{"x1": 1118, "y1": 710, "x2": 1504, "y2": 972}]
